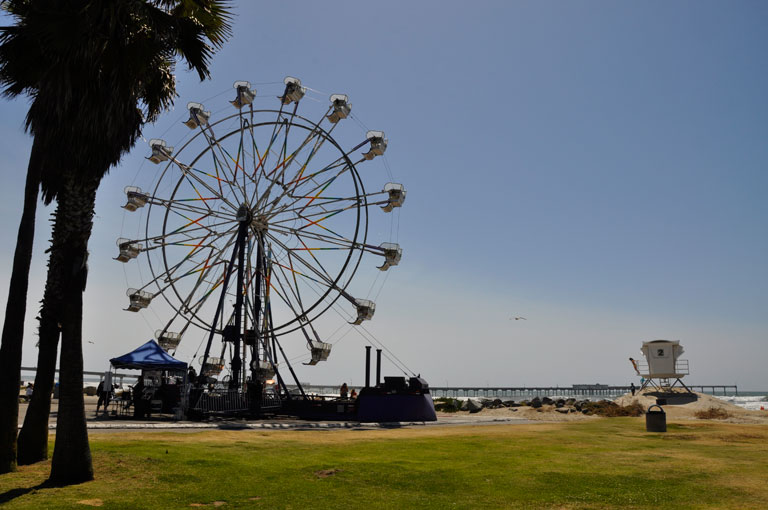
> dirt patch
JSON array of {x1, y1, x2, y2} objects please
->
[
  {"x1": 77, "y1": 500, "x2": 103, "y2": 507},
  {"x1": 315, "y1": 468, "x2": 342, "y2": 478}
]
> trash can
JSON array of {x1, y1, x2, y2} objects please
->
[{"x1": 646, "y1": 404, "x2": 666, "y2": 432}]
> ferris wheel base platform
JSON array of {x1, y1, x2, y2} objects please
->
[
  {"x1": 278, "y1": 391, "x2": 437, "y2": 423},
  {"x1": 355, "y1": 391, "x2": 437, "y2": 423}
]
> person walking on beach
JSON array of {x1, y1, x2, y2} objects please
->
[{"x1": 24, "y1": 382, "x2": 34, "y2": 401}]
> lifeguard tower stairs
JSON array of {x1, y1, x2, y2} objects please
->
[{"x1": 632, "y1": 339, "x2": 691, "y2": 392}]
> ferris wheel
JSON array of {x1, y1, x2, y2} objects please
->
[{"x1": 116, "y1": 77, "x2": 406, "y2": 388}]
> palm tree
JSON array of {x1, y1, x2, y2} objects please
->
[
  {"x1": 0, "y1": 136, "x2": 43, "y2": 474},
  {"x1": 0, "y1": 0, "x2": 232, "y2": 482}
]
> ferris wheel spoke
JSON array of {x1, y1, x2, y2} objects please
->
[
  {"x1": 285, "y1": 120, "x2": 333, "y2": 194},
  {"x1": 261, "y1": 133, "x2": 334, "y2": 220},
  {"x1": 265, "y1": 236, "x2": 335, "y2": 290},
  {"x1": 284, "y1": 134, "x2": 369, "y2": 196},
  {"x1": 198, "y1": 121, "x2": 252, "y2": 205},
  {"x1": 282, "y1": 157, "x2": 360, "y2": 209},
  {"x1": 256, "y1": 126, "x2": 354, "y2": 216},
  {"x1": 157, "y1": 198, "x2": 237, "y2": 219},
  {"x1": 244, "y1": 127, "x2": 286, "y2": 207},
  {"x1": 254, "y1": 123, "x2": 325, "y2": 213},
  {"x1": 162, "y1": 213, "x2": 232, "y2": 240},
  {"x1": 269, "y1": 263, "x2": 304, "y2": 317},
  {"x1": 158, "y1": 229, "x2": 239, "y2": 319},
  {"x1": 266, "y1": 108, "x2": 328, "y2": 189},
  {"x1": 268, "y1": 224, "x2": 356, "y2": 252},
  {"x1": 264, "y1": 231, "x2": 342, "y2": 293},
  {"x1": 290, "y1": 158, "x2": 366, "y2": 217},
  {"x1": 165, "y1": 241, "x2": 234, "y2": 285},
  {"x1": 296, "y1": 203, "x2": 358, "y2": 232},
  {"x1": 171, "y1": 156, "x2": 241, "y2": 212},
  {"x1": 252, "y1": 104, "x2": 287, "y2": 181}
]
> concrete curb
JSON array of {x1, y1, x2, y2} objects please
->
[
  {"x1": 28, "y1": 416, "x2": 528, "y2": 431},
  {"x1": 40, "y1": 421, "x2": 429, "y2": 430}
]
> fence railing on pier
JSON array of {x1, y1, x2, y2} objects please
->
[{"x1": 424, "y1": 384, "x2": 738, "y2": 399}]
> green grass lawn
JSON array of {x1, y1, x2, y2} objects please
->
[{"x1": 2, "y1": 419, "x2": 768, "y2": 509}]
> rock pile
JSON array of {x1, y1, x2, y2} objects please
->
[{"x1": 433, "y1": 397, "x2": 644, "y2": 417}]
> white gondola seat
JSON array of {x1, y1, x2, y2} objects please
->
[
  {"x1": 201, "y1": 356, "x2": 225, "y2": 377},
  {"x1": 125, "y1": 288, "x2": 153, "y2": 312},
  {"x1": 327, "y1": 94, "x2": 351, "y2": 123},
  {"x1": 304, "y1": 341, "x2": 332, "y2": 366},
  {"x1": 123, "y1": 186, "x2": 148, "y2": 211},
  {"x1": 351, "y1": 299, "x2": 376, "y2": 325},
  {"x1": 147, "y1": 139, "x2": 173, "y2": 164},
  {"x1": 114, "y1": 238, "x2": 142, "y2": 263},
  {"x1": 183, "y1": 102, "x2": 211, "y2": 129},
  {"x1": 377, "y1": 242, "x2": 402, "y2": 271},
  {"x1": 363, "y1": 130, "x2": 388, "y2": 160},
  {"x1": 156, "y1": 330, "x2": 182, "y2": 351},
  {"x1": 230, "y1": 81, "x2": 256, "y2": 109},
  {"x1": 279, "y1": 76, "x2": 306, "y2": 105},
  {"x1": 251, "y1": 359, "x2": 275, "y2": 380},
  {"x1": 381, "y1": 182, "x2": 406, "y2": 212}
]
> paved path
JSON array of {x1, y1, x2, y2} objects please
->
[{"x1": 18, "y1": 396, "x2": 534, "y2": 431}]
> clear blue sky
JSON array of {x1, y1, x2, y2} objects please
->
[{"x1": 1, "y1": 1, "x2": 766, "y2": 388}]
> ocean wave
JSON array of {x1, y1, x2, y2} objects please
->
[{"x1": 715, "y1": 395, "x2": 768, "y2": 411}]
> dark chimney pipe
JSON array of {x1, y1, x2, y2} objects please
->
[
  {"x1": 376, "y1": 349, "x2": 382, "y2": 387},
  {"x1": 365, "y1": 345, "x2": 371, "y2": 388}
]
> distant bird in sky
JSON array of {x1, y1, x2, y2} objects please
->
[
  {"x1": 87, "y1": 340, "x2": 95, "y2": 344},
  {"x1": 511, "y1": 316, "x2": 527, "y2": 321}
]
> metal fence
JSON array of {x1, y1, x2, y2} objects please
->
[{"x1": 189, "y1": 389, "x2": 283, "y2": 414}]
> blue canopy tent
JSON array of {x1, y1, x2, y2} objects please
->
[
  {"x1": 110, "y1": 339, "x2": 187, "y2": 371},
  {"x1": 110, "y1": 340, "x2": 188, "y2": 418}
]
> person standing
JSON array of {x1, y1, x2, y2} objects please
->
[
  {"x1": 97, "y1": 370, "x2": 113, "y2": 415},
  {"x1": 630, "y1": 382, "x2": 636, "y2": 396},
  {"x1": 95, "y1": 380, "x2": 105, "y2": 414},
  {"x1": 340, "y1": 382, "x2": 348, "y2": 399}
]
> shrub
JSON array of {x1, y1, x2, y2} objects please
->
[
  {"x1": 433, "y1": 397, "x2": 461, "y2": 413},
  {"x1": 581, "y1": 400, "x2": 644, "y2": 417},
  {"x1": 694, "y1": 407, "x2": 730, "y2": 420}
]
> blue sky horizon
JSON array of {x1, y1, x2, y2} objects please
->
[{"x1": 1, "y1": 1, "x2": 766, "y2": 389}]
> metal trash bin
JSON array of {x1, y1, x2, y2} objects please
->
[{"x1": 646, "y1": 404, "x2": 666, "y2": 432}]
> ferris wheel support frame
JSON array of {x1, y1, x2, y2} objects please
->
[{"x1": 197, "y1": 205, "x2": 250, "y2": 389}]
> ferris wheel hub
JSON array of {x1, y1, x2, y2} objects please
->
[{"x1": 251, "y1": 213, "x2": 269, "y2": 232}]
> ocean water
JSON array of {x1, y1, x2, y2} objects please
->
[{"x1": 713, "y1": 392, "x2": 768, "y2": 411}]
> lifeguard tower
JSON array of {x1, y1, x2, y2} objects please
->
[{"x1": 631, "y1": 339, "x2": 691, "y2": 392}]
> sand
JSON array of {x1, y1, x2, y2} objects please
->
[{"x1": 614, "y1": 389, "x2": 768, "y2": 424}]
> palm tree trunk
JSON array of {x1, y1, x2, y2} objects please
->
[
  {"x1": 16, "y1": 216, "x2": 64, "y2": 464},
  {"x1": 0, "y1": 137, "x2": 42, "y2": 474},
  {"x1": 48, "y1": 175, "x2": 96, "y2": 485}
]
